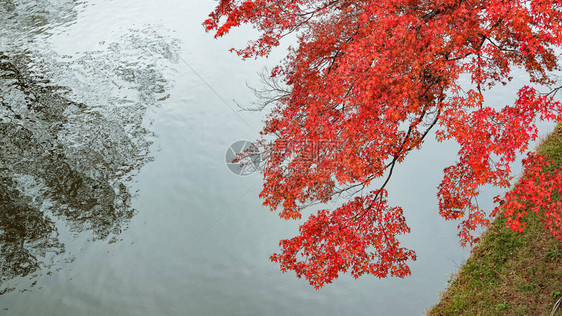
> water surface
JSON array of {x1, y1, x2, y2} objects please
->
[{"x1": 0, "y1": 1, "x2": 557, "y2": 315}]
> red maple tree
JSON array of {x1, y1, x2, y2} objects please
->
[{"x1": 205, "y1": 0, "x2": 562, "y2": 288}]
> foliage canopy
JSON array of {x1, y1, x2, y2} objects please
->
[{"x1": 205, "y1": 0, "x2": 562, "y2": 288}]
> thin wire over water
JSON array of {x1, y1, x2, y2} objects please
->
[{"x1": 166, "y1": 41, "x2": 257, "y2": 133}]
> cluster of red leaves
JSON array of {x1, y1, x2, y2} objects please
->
[
  {"x1": 494, "y1": 153, "x2": 562, "y2": 240},
  {"x1": 437, "y1": 86, "x2": 562, "y2": 246},
  {"x1": 205, "y1": 0, "x2": 562, "y2": 287},
  {"x1": 270, "y1": 190, "x2": 415, "y2": 288}
]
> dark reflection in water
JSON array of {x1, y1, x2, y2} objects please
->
[
  {"x1": 0, "y1": 0, "x2": 178, "y2": 293},
  {"x1": 0, "y1": 0, "x2": 83, "y2": 45},
  {"x1": 0, "y1": 176, "x2": 64, "y2": 293}
]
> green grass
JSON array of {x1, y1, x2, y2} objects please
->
[{"x1": 428, "y1": 122, "x2": 562, "y2": 316}]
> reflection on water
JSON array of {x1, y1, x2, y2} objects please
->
[
  {"x1": 0, "y1": 0, "x2": 178, "y2": 293},
  {"x1": 0, "y1": 176, "x2": 64, "y2": 294},
  {"x1": 0, "y1": 0, "x2": 83, "y2": 47}
]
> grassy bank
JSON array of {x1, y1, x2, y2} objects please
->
[{"x1": 428, "y1": 122, "x2": 562, "y2": 316}]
